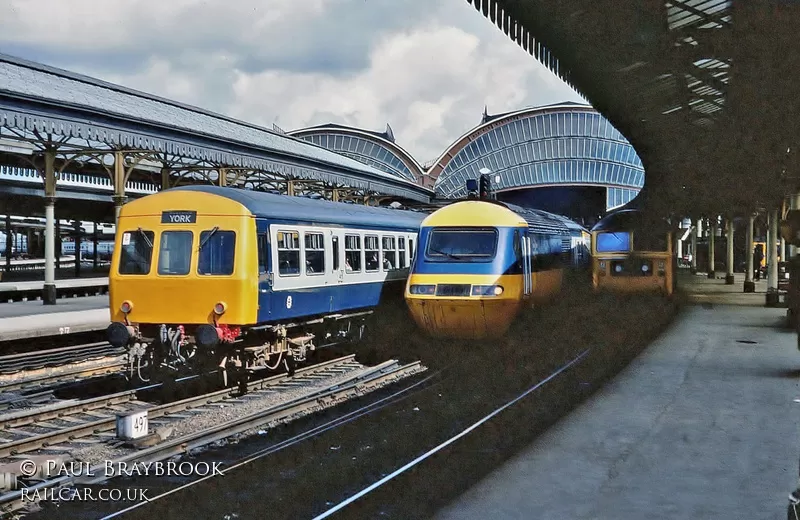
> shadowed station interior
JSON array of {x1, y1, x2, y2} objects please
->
[{"x1": 0, "y1": 1, "x2": 800, "y2": 520}]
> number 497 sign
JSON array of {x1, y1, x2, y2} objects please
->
[{"x1": 116, "y1": 410, "x2": 149, "y2": 440}]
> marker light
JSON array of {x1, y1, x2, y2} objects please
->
[
  {"x1": 409, "y1": 284, "x2": 436, "y2": 295},
  {"x1": 120, "y1": 300, "x2": 133, "y2": 314},
  {"x1": 214, "y1": 301, "x2": 227, "y2": 315},
  {"x1": 471, "y1": 285, "x2": 504, "y2": 296}
]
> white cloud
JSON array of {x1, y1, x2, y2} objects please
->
[{"x1": 0, "y1": 0, "x2": 583, "y2": 164}]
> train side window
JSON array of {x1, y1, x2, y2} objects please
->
[
  {"x1": 332, "y1": 235, "x2": 340, "y2": 271},
  {"x1": 398, "y1": 236, "x2": 407, "y2": 268},
  {"x1": 305, "y1": 232, "x2": 325, "y2": 275},
  {"x1": 365, "y1": 235, "x2": 380, "y2": 272},
  {"x1": 345, "y1": 234, "x2": 362, "y2": 272},
  {"x1": 382, "y1": 236, "x2": 396, "y2": 271},
  {"x1": 257, "y1": 233, "x2": 267, "y2": 274},
  {"x1": 158, "y1": 231, "x2": 193, "y2": 275},
  {"x1": 409, "y1": 238, "x2": 415, "y2": 263},
  {"x1": 118, "y1": 229, "x2": 154, "y2": 275},
  {"x1": 277, "y1": 231, "x2": 300, "y2": 276},
  {"x1": 198, "y1": 230, "x2": 236, "y2": 276},
  {"x1": 513, "y1": 230, "x2": 523, "y2": 271}
]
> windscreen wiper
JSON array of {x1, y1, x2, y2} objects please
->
[
  {"x1": 429, "y1": 247, "x2": 463, "y2": 260},
  {"x1": 136, "y1": 227, "x2": 153, "y2": 248},
  {"x1": 198, "y1": 226, "x2": 220, "y2": 251}
]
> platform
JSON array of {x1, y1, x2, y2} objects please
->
[
  {"x1": 682, "y1": 270, "x2": 783, "y2": 306},
  {"x1": 435, "y1": 276, "x2": 800, "y2": 519},
  {"x1": 0, "y1": 277, "x2": 108, "y2": 303},
  {"x1": 0, "y1": 295, "x2": 109, "y2": 341}
]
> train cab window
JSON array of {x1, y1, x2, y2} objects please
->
[
  {"x1": 304, "y1": 232, "x2": 325, "y2": 275},
  {"x1": 398, "y1": 237, "x2": 407, "y2": 268},
  {"x1": 633, "y1": 231, "x2": 669, "y2": 252},
  {"x1": 257, "y1": 233, "x2": 268, "y2": 274},
  {"x1": 409, "y1": 238, "x2": 415, "y2": 263},
  {"x1": 345, "y1": 234, "x2": 362, "y2": 272},
  {"x1": 118, "y1": 229, "x2": 155, "y2": 275},
  {"x1": 365, "y1": 235, "x2": 380, "y2": 272},
  {"x1": 198, "y1": 230, "x2": 236, "y2": 276},
  {"x1": 332, "y1": 236, "x2": 340, "y2": 271},
  {"x1": 277, "y1": 231, "x2": 300, "y2": 276},
  {"x1": 426, "y1": 228, "x2": 497, "y2": 261},
  {"x1": 595, "y1": 232, "x2": 631, "y2": 253},
  {"x1": 381, "y1": 236, "x2": 396, "y2": 271},
  {"x1": 158, "y1": 231, "x2": 193, "y2": 275}
]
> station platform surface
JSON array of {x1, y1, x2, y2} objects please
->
[
  {"x1": 0, "y1": 295, "x2": 109, "y2": 341},
  {"x1": 0, "y1": 276, "x2": 108, "y2": 303},
  {"x1": 683, "y1": 270, "x2": 781, "y2": 306},
  {"x1": 0, "y1": 276, "x2": 108, "y2": 293},
  {"x1": 435, "y1": 273, "x2": 799, "y2": 520}
]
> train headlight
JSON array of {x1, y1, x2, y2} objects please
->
[
  {"x1": 641, "y1": 264, "x2": 649, "y2": 273},
  {"x1": 214, "y1": 301, "x2": 227, "y2": 315},
  {"x1": 471, "y1": 285, "x2": 504, "y2": 296},
  {"x1": 409, "y1": 284, "x2": 436, "y2": 295},
  {"x1": 120, "y1": 300, "x2": 133, "y2": 314}
]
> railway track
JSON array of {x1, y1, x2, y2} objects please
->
[
  {"x1": 0, "y1": 354, "x2": 422, "y2": 516},
  {"x1": 0, "y1": 355, "x2": 359, "y2": 459},
  {"x1": 0, "y1": 342, "x2": 123, "y2": 375},
  {"x1": 0, "y1": 358, "x2": 126, "y2": 395}
]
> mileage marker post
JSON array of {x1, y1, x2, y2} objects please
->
[{"x1": 116, "y1": 409, "x2": 149, "y2": 441}]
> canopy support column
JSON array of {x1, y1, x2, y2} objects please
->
[{"x1": 744, "y1": 214, "x2": 755, "y2": 293}]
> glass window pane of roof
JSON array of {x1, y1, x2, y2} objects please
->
[
  {"x1": 464, "y1": 143, "x2": 475, "y2": 162},
  {"x1": 500, "y1": 125, "x2": 510, "y2": 146},
  {"x1": 592, "y1": 116, "x2": 602, "y2": 137}
]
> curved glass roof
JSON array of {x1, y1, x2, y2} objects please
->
[
  {"x1": 292, "y1": 126, "x2": 422, "y2": 183},
  {"x1": 434, "y1": 106, "x2": 645, "y2": 199}
]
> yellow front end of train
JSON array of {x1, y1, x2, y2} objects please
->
[
  {"x1": 109, "y1": 189, "x2": 259, "y2": 329},
  {"x1": 405, "y1": 201, "x2": 564, "y2": 340},
  {"x1": 406, "y1": 273, "x2": 526, "y2": 339},
  {"x1": 590, "y1": 209, "x2": 675, "y2": 296}
]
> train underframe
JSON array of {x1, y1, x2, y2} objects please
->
[{"x1": 120, "y1": 310, "x2": 372, "y2": 390}]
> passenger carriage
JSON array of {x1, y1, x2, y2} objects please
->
[{"x1": 106, "y1": 185, "x2": 426, "y2": 385}]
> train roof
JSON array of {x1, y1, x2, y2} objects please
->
[
  {"x1": 171, "y1": 185, "x2": 427, "y2": 229},
  {"x1": 421, "y1": 199, "x2": 584, "y2": 236},
  {"x1": 421, "y1": 200, "x2": 527, "y2": 228},
  {"x1": 508, "y1": 204, "x2": 587, "y2": 235},
  {"x1": 591, "y1": 208, "x2": 671, "y2": 233}
]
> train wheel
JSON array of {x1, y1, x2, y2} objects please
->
[{"x1": 284, "y1": 355, "x2": 296, "y2": 377}]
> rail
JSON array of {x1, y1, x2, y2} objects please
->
[{"x1": 0, "y1": 355, "x2": 422, "y2": 515}]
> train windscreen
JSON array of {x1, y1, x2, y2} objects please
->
[
  {"x1": 426, "y1": 228, "x2": 497, "y2": 261},
  {"x1": 596, "y1": 232, "x2": 631, "y2": 253}
]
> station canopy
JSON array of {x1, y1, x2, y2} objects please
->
[{"x1": 471, "y1": 0, "x2": 800, "y2": 218}]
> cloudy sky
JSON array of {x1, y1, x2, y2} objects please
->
[{"x1": 0, "y1": 0, "x2": 583, "y2": 163}]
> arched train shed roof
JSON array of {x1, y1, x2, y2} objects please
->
[
  {"x1": 289, "y1": 123, "x2": 424, "y2": 183},
  {"x1": 431, "y1": 103, "x2": 645, "y2": 200}
]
